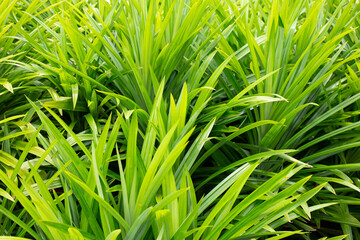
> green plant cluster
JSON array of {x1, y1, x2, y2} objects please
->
[{"x1": 1, "y1": 0, "x2": 360, "y2": 239}]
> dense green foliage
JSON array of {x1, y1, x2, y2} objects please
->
[{"x1": 1, "y1": 0, "x2": 360, "y2": 239}]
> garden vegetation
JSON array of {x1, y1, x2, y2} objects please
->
[{"x1": 0, "y1": 0, "x2": 360, "y2": 239}]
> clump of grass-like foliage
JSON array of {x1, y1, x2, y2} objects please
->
[{"x1": 1, "y1": 0, "x2": 360, "y2": 239}]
